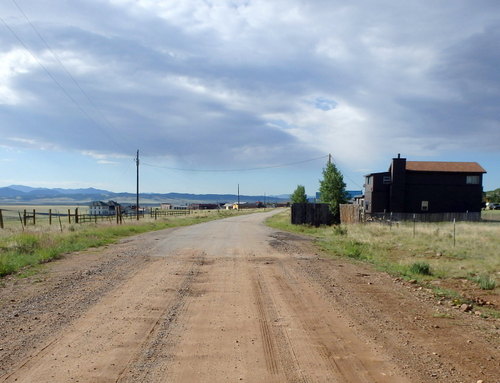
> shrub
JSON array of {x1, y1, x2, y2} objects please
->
[
  {"x1": 333, "y1": 225, "x2": 347, "y2": 236},
  {"x1": 345, "y1": 240, "x2": 364, "y2": 259},
  {"x1": 409, "y1": 262, "x2": 432, "y2": 275},
  {"x1": 14, "y1": 234, "x2": 41, "y2": 254}
]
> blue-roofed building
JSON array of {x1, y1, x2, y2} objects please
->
[{"x1": 314, "y1": 191, "x2": 362, "y2": 203}]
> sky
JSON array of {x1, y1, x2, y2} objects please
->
[{"x1": 1, "y1": 0, "x2": 499, "y2": 196}]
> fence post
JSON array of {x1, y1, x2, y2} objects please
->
[
  {"x1": 75, "y1": 208, "x2": 79, "y2": 224},
  {"x1": 23, "y1": 209, "x2": 27, "y2": 226},
  {"x1": 413, "y1": 214, "x2": 416, "y2": 237},
  {"x1": 33, "y1": 209, "x2": 36, "y2": 225},
  {"x1": 49, "y1": 209, "x2": 52, "y2": 225},
  {"x1": 453, "y1": 218, "x2": 456, "y2": 247},
  {"x1": 0, "y1": 209, "x2": 3, "y2": 229},
  {"x1": 18, "y1": 211, "x2": 24, "y2": 231},
  {"x1": 68, "y1": 209, "x2": 71, "y2": 224}
]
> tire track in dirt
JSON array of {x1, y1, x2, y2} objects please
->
[
  {"x1": 117, "y1": 253, "x2": 206, "y2": 383},
  {"x1": 251, "y1": 266, "x2": 309, "y2": 383},
  {"x1": 273, "y1": 270, "x2": 373, "y2": 382},
  {"x1": 255, "y1": 256, "x2": 410, "y2": 383},
  {"x1": 252, "y1": 278, "x2": 280, "y2": 375}
]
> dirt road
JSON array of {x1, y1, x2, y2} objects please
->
[{"x1": 0, "y1": 210, "x2": 498, "y2": 382}]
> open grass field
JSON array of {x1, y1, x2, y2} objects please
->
[
  {"x1": 481, "y1": 208, "x2": 500, "y2": 221},
  {"x1": 0, "y1": 205, "x2": 86, "y2": 229},
  {"x1": 0, "y1": 208, "x2": 263, "y2": 278},
  {"x1": 267, "y1": 209, "x2": 500, "y2": 317}
]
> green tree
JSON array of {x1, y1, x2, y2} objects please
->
[
  {"x1": 319, "y1": 159, "x2": 348, "y2": 221},
  {"x1": 291, "y1": 185, "x2": 308, "y2": 204},
  {"x1": 485, "y1": 188, "x2": 500, "y2": 203}
]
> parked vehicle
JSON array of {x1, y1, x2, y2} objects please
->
[{"x1": 485, "y1": 202, "x2": 500, "y2": 210}]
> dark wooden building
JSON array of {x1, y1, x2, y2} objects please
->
[{"x1": 364, "y1": 155, "x2": 486, "y2": 218}]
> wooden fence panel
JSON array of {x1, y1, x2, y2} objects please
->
[
  {"x1": 340, "y1": 204, "x2": 362, "y2": 224},
  {"x1": 291, "y1": 203, "x2": 334, "y2": 226}
]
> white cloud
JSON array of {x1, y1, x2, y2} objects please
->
[{"x1": 0, "y1": 48, "x2": 37, "y2": 104}]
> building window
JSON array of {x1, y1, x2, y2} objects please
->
[
  {"x1": 366, "y1": 177, "x2": 370, "y2": 185},
  {"x1": 466, "y1": 175, "x2": 480, "y2": 184},
  {"x1": 383, "y1": 176, "x2": 391, "y2": 184},
  {"x1": 421, "y1": 201, "x2": 429, "y2": 211}
]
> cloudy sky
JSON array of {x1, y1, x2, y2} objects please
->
[{"x1": 1, "y1": 0, "x2": 499, "y2": 195}]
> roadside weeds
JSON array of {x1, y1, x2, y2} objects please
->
[{"x1": 266, "y1": 209, "x2": 500, "y2": 319}]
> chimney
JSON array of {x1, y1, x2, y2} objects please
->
[{"x1": 390, "y1": 155, "x2": 406, "y2": 212}]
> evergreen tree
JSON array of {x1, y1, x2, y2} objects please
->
[
  {"x1": 290, "y1": 185, "x2": 308, "y2": 204},
  {"x1": 319, "y1": 159, "x2": 347, "y2": 221}
]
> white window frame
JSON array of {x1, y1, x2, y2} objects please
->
[
  {"x1": 421, "y1": 201, "x2": 429, "y2": 211},
  {"x1": 466, "y1": 175, "x2": 480, "y2": 184}
]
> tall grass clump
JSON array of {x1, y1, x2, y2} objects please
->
[
  {"x1": 409, "y1": 262, "x2": 432, "y2": 276},
  {"x1": 333, "y1": 225, "x2": 348, "y2": 236},
  {"x1": 473, "y1": 274, "x2": 496, "y2": 290},
  {"x1": 344, "y1": 240, "x2": 365, "y2": 259}
]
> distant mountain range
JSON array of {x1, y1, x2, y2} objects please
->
[{"x1": 0, "y1": 185, "x2": 289, "y2": 205}]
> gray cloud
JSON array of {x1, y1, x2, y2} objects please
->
[{"x1": 1, "y1": 0, "x2": 499, "y2": 172}]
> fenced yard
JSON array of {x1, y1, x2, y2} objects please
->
[{"x1": 0, "y1": 206, "x2": 198, "y2": 231}]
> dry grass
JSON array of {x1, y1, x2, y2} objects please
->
[
  {"x1": 267, "y1": 209, "x2": 499, "y2": 295},
  {"x1": 347, "y1": 220, "x2": 500, "y2": 279}
]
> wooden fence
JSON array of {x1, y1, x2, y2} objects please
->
[
  {"x1": 0, "y1": 207, "x2": 192, "y2": 230},
  {"x1": 367, "y1": 211, "x2": 481, "y2": 222},
  {"x1": 339, "y1": 204, "x2": 363, "y2": 224},
  {"x1": 291, "y1": 203, "x2": 335, "y2": 226},
  {"x1": 150, "y1": 209, "x2": 191, "y2": 219}
]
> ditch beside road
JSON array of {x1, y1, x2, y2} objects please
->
[{"x1": 0, "y1": 210, "x2": 498, "y2": 382}]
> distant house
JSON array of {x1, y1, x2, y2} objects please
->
[
  {"x1": 314, "y1": 190, "x2": 362, "y2": 203},
  {"x1": 89, "y1": 200, "x2": 120, "y2": 216},
  {"x1": 189, "y1": 203, "x2": 220, "y2": 210},
  {"x1": 160, "y1": 203, "x2": 188, "y2": 210},
  {"x1": 364, "y1": 155, "x2": 486, "y2": 219},
  {"x1": 232, "y1": 202, "x2": 264, "y2": 210}
]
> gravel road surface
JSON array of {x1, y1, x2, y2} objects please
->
[{"x1": 0, "y1": 210, "x2": 498, "y2": 382}]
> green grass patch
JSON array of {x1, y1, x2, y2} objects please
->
[
  {"x1": 409, "y1": 262, "x2": 432, "y2": 276},
  {"x1": 472, "y1": 274, "x2": 497, "y2": 290}
]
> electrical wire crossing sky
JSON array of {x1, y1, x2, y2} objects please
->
[{"x1": 1, "y1": 0, "x2": 499, "y2": 194}]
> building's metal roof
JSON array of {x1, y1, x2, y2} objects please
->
[{"x1": 405, "y1": 161, "x2": 486, "y2": 173}]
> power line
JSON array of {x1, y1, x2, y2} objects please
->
[
  {"x1": 1, "y1": 9, "x2": 123, "y2": 153},
  {"x1": 141, "y1": 154, "x2": 329, "y2": 173},
  {"x1": 327, "y1": 154, "x2": 364, "y2": 190},
  {"x1": 10, "y1": 0, "x2": 123, "y2": 149}
]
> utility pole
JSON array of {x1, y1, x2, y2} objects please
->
[
  {"x1": 238, "y1": 184, "x2": 240, "y2": 207},
  {"x1": 135, "y1": 149, "x2": 140, "y2": 220}
]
